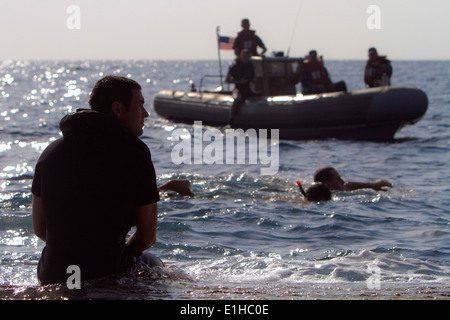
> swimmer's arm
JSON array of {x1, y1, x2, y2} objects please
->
[
  {"x1": 158, "y1": 179, "x2": 194, "y2": 196},
  {"x1": 32, "y1": 194, "x2": 46, "y2": 242},
  {"x1": 344, "y1": 180, "x2": 392, "y2": 191},
  {"x1": 126, "y1": 202, "x2": 158, "y2": 254}
]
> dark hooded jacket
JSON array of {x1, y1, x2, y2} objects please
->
[
  {"x1": 32, "y1": 109, "x2": 159, "y2": 285},
  {"x1": 364, "y1": 56, "x2": 393, "y2": 87}
]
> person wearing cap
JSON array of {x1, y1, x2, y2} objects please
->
[{"x1": 364, "y1": 47, "x2": 393, "y2": 87}]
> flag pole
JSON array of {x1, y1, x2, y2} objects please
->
[{"x1": 216, "y1": 26, "x2": 224, "y2": 88}]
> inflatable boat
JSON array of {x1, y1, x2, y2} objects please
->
[{"x1": 153, "y1": 56, "x2": 428, "y2": 141}]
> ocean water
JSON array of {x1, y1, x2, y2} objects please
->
[{"x1": 0, "y1": 59, "x2": 449, "y2": 300}]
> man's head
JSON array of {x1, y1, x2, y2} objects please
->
[
  {"x1": 89, "y1": 75, "x2": 148, "y2": 136},
  {"x1": 241, "y1": 18, "x2": 250, "y2": 30},
  {"x1": 305, "y1": 183, "x2": 331, "y2": 202},
  {"x1": 309, "y1": 50, "x2": 318, "y2": 60},
  {"x1": 314, "y1": 166, "x2": 345, "y2": 191},
  {"x1": 368, "y1": 47, "x2": 378, "y2": 60}
]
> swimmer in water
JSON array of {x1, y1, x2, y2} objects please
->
[
  {"x1": 313, "y1": 167, "x2": 392, "y2": 192},
  {"x1": 296, "y1": 181, "x2": 331, "y2": 203}
]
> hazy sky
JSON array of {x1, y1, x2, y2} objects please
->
[{"x1": 0, "y1": 0, "x2": 448, "y2": 60}]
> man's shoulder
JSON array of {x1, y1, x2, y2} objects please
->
[
  {"x1": 114, "y1": 136, "x2": 152, "y2": 169},
  {"x1": 36, "y1": 137, "x2": 66, "y2": 161},
  {"x1": 374, "y1": 56, "x2": 391, "y2": 64}
]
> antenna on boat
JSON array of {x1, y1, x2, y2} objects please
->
[
  {"x1": 286, "y1": 0, "x2": 304, "y2": 57},
  {"x1": 216, "y1": 26, "x2": 224, "y2": 89}
]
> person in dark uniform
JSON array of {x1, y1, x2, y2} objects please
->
[
  {"x1": 233, "y1": 18, "x2": 267, "y2": 57},
  {"x1": 225, "y1": 49, "x2": 257, "y2": 127},
  {"x1": 364, "y1": 47, "x2": 393, "y2": 87},
  {"x1": 32, "y1": 76, "x2": 164, "y2": 285},
  {"x1": 299, "y1": 50, "x2": 347, "y2": 95}
]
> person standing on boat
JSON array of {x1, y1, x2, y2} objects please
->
[
  {"x1": 32, "y1": 76, "x2": 165, "y2": 285},
  {"x1": 233, "y1": 18, "x2": 267, "y2": 57},
  {"x1": 364, "y1": 47, "x2": 393, "y2": 87},
  {"x1": 226, "y1": 49, "x2": 256, "y2": 127},
  {"x1": 300, "y1": 50, "x2": 337, "y2": 95}
]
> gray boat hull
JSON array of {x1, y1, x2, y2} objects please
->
[{"x1": 153, "y1": 86, "x2": 428, "y2": 141}]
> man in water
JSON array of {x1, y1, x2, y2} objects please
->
[
  {"x1": 313, "y1": 166, "x2": 392, "y2": 191},
  {"x1": 32, "y1": 76, "x2": 164, "y2": 285},
  {"x1": 233, "y1": 18, "x2": 267, "y2": 57},
  {"x1": 297, "y1": 182, "x2": 332, "y2": 203},
  {"x1": 364, "y1": 47, "x2": 393, "y2": 87}
]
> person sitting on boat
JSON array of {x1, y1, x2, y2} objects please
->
[
  {"x1": 299, "y1": 50, "x2": 347, "y2": 95},
  {"x1": 313, "y1": 166, "x2": 392, "y2": 191},
  {"x1": 364, "y1": 47, "x2": 393, "y2": 87},
  {"x1": 226, "y1": 49, "x2": 257, "y2": 127},
  {"x1": 233, "y1": 18, "x2": 267, "y2": 57}
]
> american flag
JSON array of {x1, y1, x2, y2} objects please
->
[{"x1": 218, "y1": 36, "x2": 234, "y2": 50}]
